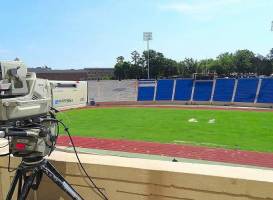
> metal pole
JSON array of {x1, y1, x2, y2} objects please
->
[
  {"x1": 147, "y1": 40, "x2": 150, "y2": 79},
  {"x1": 143, "y1": 32, "x2": 152, "y2": 79}
]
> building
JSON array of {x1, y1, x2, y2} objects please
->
[
  {"x1": 84, "y1": 68, "x2": 114, "y2": 80},
  {"x1": 29, "y1": 67, "x2": 114, "y2": 81}
]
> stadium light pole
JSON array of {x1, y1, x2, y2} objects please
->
[
  {"x1": 143, "y1": 32, "x2": 152, "y2": 79},
  {"x1": 271, "y1": 21, "x2": 273, "y2": 31}
]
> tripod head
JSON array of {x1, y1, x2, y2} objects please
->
[{"x1": 0, "y1": 115, "x2": 58, "y2": 158}]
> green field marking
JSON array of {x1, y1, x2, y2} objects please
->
[{"x1": 58, "y1": 107, "x2": 273, "y2": 153}]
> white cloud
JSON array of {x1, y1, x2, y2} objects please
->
[
  {"x1": 159, "y1": 0, "x2": 243, "y2": 18},
  {"x1": 159, "y1": 0, "x2": 272, "y2": 22}
]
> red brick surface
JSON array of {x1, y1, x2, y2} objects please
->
[{"x1": 57, "y1": 136, "x2": 273, "y2": 168}]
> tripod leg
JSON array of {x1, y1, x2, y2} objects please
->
[
  {"x1": 31, "y1": 171, "x2": 43, "y2": 190},
  {"x1": 18, "y1": 170, "x2": 37, "y2": 200},
  {"x1": 41, "y1": 161, "x2": 84, "y2": 200},
  {"x1": 17, "y1": 175, "x2": 22, "y2": 199},
  {"x1": 6, "y1": 169, "x2": 21, "y2": 200}
]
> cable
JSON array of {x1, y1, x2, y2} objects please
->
[
  {"x1": 58, "y1": 120, "x2": 109, "y2": 200},
  {"x1": 60, "y1": 121, "x2": 109, "y2": 200},
  {"x1": 0, "y1": 143, "x2": 8, "y2": 148},
  {"x1": 8, "y1": 153, "x2": 18, "y2": 172},
  {"x1": 4, "y1": 137, "x2": 18, "y2": 172},
  {"x1": 60, "y1": 121, "x2": 108, "y2": 200},
  {"x1": 53, "y1": 108, "x2": 108, "y2": 199},
  {"x1": 0, "y1": 152, "x2": 10, "y2": 157}
]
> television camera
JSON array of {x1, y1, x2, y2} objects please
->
[{"x1": 0, "y1": 61, "x2": 84, "y2": 200}]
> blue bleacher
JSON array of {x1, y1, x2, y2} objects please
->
[
  {"x1": 257, "y1": 78, "x2": 273, "y2": 103},
  {"x1": 234, "y1": 78, "x2": 259, "y2": 103},
  {"x1": 156, "y1": 79, "x2": 174, "y2": 100},
  {"x1": 137, "y1": 87, "x2": 155, "y2": 101},
  {"x1": 137, "y1": 80, "x2": 156, "y2": 101},
  {"x1": 213, "y1": 79, "x2": 235, "y2": 102},
  {"x1": 137, "y1": 78, "x2": 273, "y2": 104},
  {"x1": 174, "y1": 79, "x2": 193, "y2": 101},
  {"x1": 193, "y1": 81, "x2": 213, "y2": 101}
]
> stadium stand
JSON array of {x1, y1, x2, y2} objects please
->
[
  {"x1": 174, "y1": 79, "x2": 194, "y2": 101},
  {"x1": 193, "y1": 81, "x2": 213, "y2": 101},
  {"x1": 87, "y1": 77, "x2": 273, "y2": 106},
  {"x1": 234, "y1": 78, "x2": 259, "y2": 103},
  {"x1": 137, "y1": 80, "x2": 156, "y2": 101},
  {"x1": 213, "y1": 78, "x2": 235, "y2": 102},
  {"x1": 257, "y1": 78, "x2": 273, "y2": 103},
  {"x1": 155, "y1": 79, "x2": 174, "y2": 100}
]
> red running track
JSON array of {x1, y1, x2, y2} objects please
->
[{"x1": 57, "y1": 136, "x2": 273, "y2": 169}]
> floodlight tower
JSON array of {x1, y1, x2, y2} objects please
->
[
  {"x1": 271, "y1": 21, "x2": 273, "y2": 31},
  {"x1": 143, "y1": 32, "x2": 152, "y2": 79}
]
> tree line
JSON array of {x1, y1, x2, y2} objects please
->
[{"x1": 114, "y1": 48, "x2": 273, "y2": 80}]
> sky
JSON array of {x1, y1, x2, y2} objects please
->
[{"x1": 0, "y1": 0, "x2": 272, "y2": 69}]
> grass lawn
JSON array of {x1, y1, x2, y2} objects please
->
[{"x1": 58, "y1": 107, "x2": 273, "y2": 153}]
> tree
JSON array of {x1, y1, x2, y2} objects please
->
[
  {"x1": 178, "y1": 58, "x2": 198, "y2": 76},
  {"x1": 114, "y1": 48, "x2": 273, "y2": 80},
  {"x1": 217, "y1": 52, "x2": 236, "y2": 74},
  {"x1": 131, "y1": 50, "x2": 140, "y2": 65},
  {"x1": 114, "y1": 63, "x2": 123, "y2": 80},
  {"x1": 145, "y1": 50, "x2": 178, "y2": 78},
  {"x1": 267, "y1": 48, "x2": 273, "y2": 60},
  {"x1": 266, "y1": 48, "x2": 273, "y2": 75},
  {"x1": 252, "y1": 54, "x2": 272, "y2": 76},
  {"x1": 198, "y1": 59, "x2": 210, "y2": 74},
  {"x1": 114, "y1": 61, "x2": 131, "y2": 80},
  {"x1": 163, "y1": 58, "x2": 178, "y2": 77},
  {"x1": 116, "y1": 56, "x2": 124, "y2": 64},
  {"x1": 114, "y1": 56, "x2": 128, "y2": 80},
  {"x1": 130, "y1": 50, "x2": 144, "y2": 79},
  {"x1": 234, "y1": 50, "x2": 256, "y2": 74},
  {"x1": 142, "y1": 50, "x2": 165, "y2": 79}
]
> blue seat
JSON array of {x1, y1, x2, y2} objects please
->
[
  {"x1": 257, "y1": 78, "x2": 273, "y2": 103},
  {"x1": 137, "y1": 87, "x2": 155, "y2": 101},
  {"x1": 156, "y1": 79, "x2": 174, "y2": 100},
  {"x1": 174, "y1": 79, "x2": 193, "y2": 101},
  {"x1": 213, "y1": 79, "x2": 235, "y2": 102},
  {"x1": 193, "y1": 81, "x2": 213, "y2": 101},
  {"x1": 137, "y1": 80, "x2": 156, "y2": 101},
  {"x1": 234, "y1": 78, "x2": 259, "y2": 103}
]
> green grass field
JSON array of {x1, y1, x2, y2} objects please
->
[{"x1": 58, "y1": 107, "x2": 273, "y2": 153}]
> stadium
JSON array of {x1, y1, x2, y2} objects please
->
[
  {"x1": 1, "y1": 1, "x2": 273, "y2": 200},
  {"x1": 1, "y1": 66, "x2": 273, "y2": 200},
  {"x1": 15, "y1": 77, "x2": 270, "y2": 199}
]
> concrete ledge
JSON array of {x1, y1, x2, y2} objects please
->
[
  {"x1": 0, "y1": 150, "x2": 273, "y2": 199},
  {"x1": 96, "y1": 101, "x2": 273, "y2": 109}
]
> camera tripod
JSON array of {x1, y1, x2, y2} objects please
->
[{"x1": 6, "y1": 157, "x2": 84, "y2": 200}]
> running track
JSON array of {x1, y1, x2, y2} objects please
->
[{"x1": 57, "y1": 135, "x2": 273, "y2": 169}]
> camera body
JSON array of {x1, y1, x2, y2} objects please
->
[
  {"x1": 0, "y1": 61, "x2": 51, "y2": 121},
  {"x1": 0, "y1": 61, "x2": 57, "y2": 158}
]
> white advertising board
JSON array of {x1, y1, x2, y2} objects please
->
[
  {"x1": 88, "y1": 80, "x2": 137, "y2": 102},
  {"x1": 50, "y1": 80, "x2": 87, "y2": 110}
]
